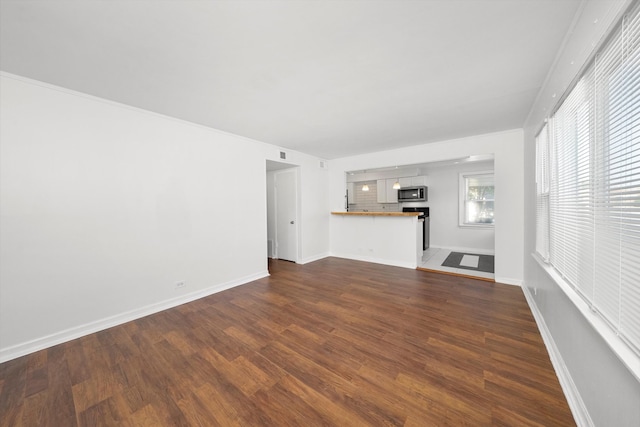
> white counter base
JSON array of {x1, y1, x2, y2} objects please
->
[{"x1": 330, "y1": 213, "x2": 421, "y2": 269}]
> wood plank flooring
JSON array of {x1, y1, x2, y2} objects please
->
[{"x1": 0, "y1": 257, "x2": 575, "y2": 426}]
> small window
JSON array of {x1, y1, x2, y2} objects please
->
[{"x1": 459, "y1": 172, "x2": 494, "y2": 227}]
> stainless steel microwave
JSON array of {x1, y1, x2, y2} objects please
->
[{"x1": 398, "y1": 186, "x2": 428, "y2": 202}]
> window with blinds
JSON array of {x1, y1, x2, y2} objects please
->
[
  {"x1": 536, "y1": 1, "x2": 640, "y2": 356},
  {"x1": 535, "y1": 124, "x2": 549, "y2": 261}
]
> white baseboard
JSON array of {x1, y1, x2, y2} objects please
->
[
  {"x1": 297, "y1": 252, "x2": 330, "y2": 264},
  {"x1": 521, "y1": 285, "x2": 592, "y2": 427},
  {"x1": 494, "y1": 276, "x2": 523, "y2": 286},
  {"x1": 329, "y1": 252, "x2": 416, "y2": 269},
  {"x1": 436, "y1": 245, "x2": 495, "y2": 255},
  {"x1": 0, "y1": 270, "x2": 269, "y2": 364}
]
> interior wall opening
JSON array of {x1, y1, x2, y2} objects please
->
[{"x1": 345, "y1": 155, "x2": 495, "y2": 279}]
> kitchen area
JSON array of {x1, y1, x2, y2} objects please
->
[{"x1": 331, "y1": 158, "x2": 495, "y2": 279}]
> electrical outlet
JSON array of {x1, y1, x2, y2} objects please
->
[{"x1": 175, "y1": 281, "x2": 186, "y2": 289}]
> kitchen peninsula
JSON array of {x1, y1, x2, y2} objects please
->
[{"x1": 330, "y1": 211, "x2": 423, "y2": 269}]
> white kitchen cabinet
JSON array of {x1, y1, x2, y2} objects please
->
[
  {"x1": 377, "y1": 179, "x2": 399, "y2": 203},
  {"x1": 399, "y1": 177, "x2": 412, "y2": 188},
  {"x1": 411, "y1": 175, "x2": 428, "y2": 186},
  {"x1": 398, "y1": 176, "x2": 427, "y2": 188},
  {"x1": 385, "y1": 179, "x2": 398, "y2": 203}
]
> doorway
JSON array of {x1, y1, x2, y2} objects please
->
[
  {"x1": 345, "y1": 156, "x2": 495, "y2": 281},
  {"x1": 266, "y1": 161, "x2": 299, "y2": 263}
]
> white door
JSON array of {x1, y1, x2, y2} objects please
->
[{"x1": 275, "y1": 168, "x2": 298, "y2": 262}]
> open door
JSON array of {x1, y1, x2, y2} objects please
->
[{"x1": 274, "y1": 168, "x2": 298, "y2": 262}]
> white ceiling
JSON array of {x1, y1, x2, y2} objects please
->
[{"x1": 0, "y1": 0, "x2": 582, "y2": 159}]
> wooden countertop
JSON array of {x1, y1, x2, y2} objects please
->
[{"x1": 331, "y1": 211, "x2": 420, "y2": 217}]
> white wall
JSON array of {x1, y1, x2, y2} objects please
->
[
  {"x1": 424, "y1": 160, "x2": 494, "y2": 252},
  {"x1": 266, "y1": 171, "x2": 275, "y2": 257},
  {"x1": 298, "y1": 162, "x2": 331, "y2": 264},
  {"x1": 0, "y1": 73, "x2": 329, "y2": 361},
  {"x1": 522, "y1": 0, "x2": 640, "y2": 425},
  {"x1": 329, "y1": 129, "x2": 524, "y2": 285}
]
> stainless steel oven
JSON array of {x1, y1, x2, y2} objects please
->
[{"x1": 403, "y1": 207, "x2": 430, "y2": 250}]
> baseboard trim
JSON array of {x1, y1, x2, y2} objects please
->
[
  {"x1": 416, "y1": 267, "x2": 495, "y2": 282},
  {"x1": 521, "y1": 285, "x2": 592, "y2": 427},
  {"x1": 0, "y1": 270, "x2": 269, "y2": 364},
  {"x1": 436, "y1": 245, "x2": 495, "y2": 255},
  {"x1": 329, "y1": 252, "x2": 416, "y2": 269},
  {"x1": 297, "y1": 252, "x2": 330, "y2": 265},
  {"x1": 494, "y1": 276, "x2": 523, "y2": 286}
]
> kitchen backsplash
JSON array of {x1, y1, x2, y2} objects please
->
[{"x1": 348, "y1": 180, "x2": 401, "y2": 212}]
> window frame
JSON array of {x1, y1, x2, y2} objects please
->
[
  {"x1": 458, "y1": 171, "x2": 495, "y2": 228},
  {"x1": 534, "y1": 0, "x2": 640, "y2": 379}
]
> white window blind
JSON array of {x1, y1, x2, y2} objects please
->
[
  {"x1": 535, "y1": 124, "x2": 550, "y2": 260},
  {"x1": 550, "y1": 71, "x2": 595, "y2": 300},
  {"x1": 538, "y1": 1, "x2": 640, "y2": 356}
]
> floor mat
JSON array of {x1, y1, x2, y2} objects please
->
[{"x1": 441, "y1": 252, "x2": 494, "y2": 273}]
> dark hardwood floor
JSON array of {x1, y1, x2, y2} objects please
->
[{"x1": 0, "y1": 257, "x2": 575, "y2": 426}]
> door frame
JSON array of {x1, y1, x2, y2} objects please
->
[{"x1": 266, "y1": 161, "x2": 300, "y2": 263}]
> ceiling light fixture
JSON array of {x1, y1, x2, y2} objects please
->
[{"x1": 361, "y1": 170, "x2": 369, "y2": 191}]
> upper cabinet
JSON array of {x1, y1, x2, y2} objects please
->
[
  {"x1": 410, "y1": 175, "x2": 428, "y2": 187},
  {"x1": 399, "y1": 177, "x2": 412, "y2": 188},
  {"x1": 399, "y1": 176, "x2": 427, "y2": 188},
  {"x1": 385, "y1": 179, "x2": 398, "y2": 203},
  {"x1": 377, "y1": 179, "x2": 398, "y2": 203}
]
